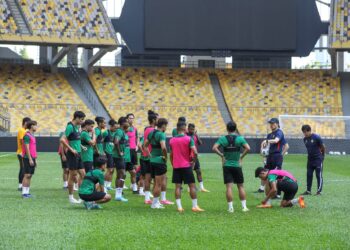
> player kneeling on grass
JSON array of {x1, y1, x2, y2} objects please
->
[
  {"x1": 79, "y1": 156, "x2": 111, "y2": 209},
  {"x1": 255, "y1": 167, "x2": 305, "y2": 208},
  {"x1": 170, "y1": 122, "x2": 204, "y2": 213},
  {"x1": 22, "y1": 121, "x2": 38, "y2": 198},
  {"x1": 212, "y1": 121, "x2": 250, "y2": 213}
]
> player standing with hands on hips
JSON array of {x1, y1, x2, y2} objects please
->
[{"x1": 212, "y1": 121, "x2": 250, "y2": 213}]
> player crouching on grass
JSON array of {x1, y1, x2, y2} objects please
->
[
  {"x1": 170, "y1": 122, "x2": 204, "y2": 213},
  {"x1": 212, "y1": 121, "x2": 250, "y2": 213},
  {"x1": 21, "y1": 120, "x2": 38, "y2": 198},
  {"x1": 255, "y1": 167, "x2": 305, "y2": 208},
  {"x1": 79, "y1": 156, "x2": 111, "y2": 210}
]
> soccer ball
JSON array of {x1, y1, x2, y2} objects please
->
[{"x1": 261, "y1": 144, "x2": 270, "y2": 157}]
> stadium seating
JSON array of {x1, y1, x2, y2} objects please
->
[
  {"x1": 217, "y1": 69, "x2": 344, "y2": 137},
  {"x1": 89, "y1": 67, "x2": 227, "y2": 135},
  {"x1": 0, "y1": 0, "x2": 18, "y2": 34},
  {"x1": 10, "y1": 0, "x2": 117, "y2": 45},
  {"x1": 0, "y1": 64, "x2": 92, "y2": 134},
  {"x1": 330, "y1": 0, "x2": 350, "y2": 48},
  {"x1": 0, "y1": 0, "x2": 117, "y2": 45}
]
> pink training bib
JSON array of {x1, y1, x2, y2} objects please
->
[
  {"x1": 22, "y1": 132, "x2": 37, "y2": 158},
  {"x1": 142, "y1": 126, "x2": 155, "y2": 157},
  {"x1": 269, "y1": 169, "x2": 297, "y2": 182},
  {"x1": 127, "y1": 126, "x2": 138, "y2": 150},
  {"x1": 169, "y1": 135, "x2": 192, "y2": 169}
]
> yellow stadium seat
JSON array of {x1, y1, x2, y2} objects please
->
[
  {"x1": 0, "y1": 64, "x2": 93, "y2": 134},
  {"x1": 89, "y1": 67, "x2": 227, "y2": 135}
]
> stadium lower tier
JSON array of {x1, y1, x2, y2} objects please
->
[
  {"x1": 2, "y1": 104, "x2": 92, "y2": 134},
  {"x1": 90, "y1": 67, "x2": 227, "y2": 135},
  {"x1": 217, "y1": 69, "x2": 344, "y2": 137},
  {"x1": 0, "y1": 66, "x2": 346, "y2": 137},
  {"x1": 0, "y1": 64, "x2": 93, "y2": 134}
]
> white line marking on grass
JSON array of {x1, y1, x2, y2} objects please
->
[
  {"x1": 0, "y1": 154, "x2": 12, "y2": 158},
  {"x1": 326, "y1": 180, "x2": 350, "y2": 182}
]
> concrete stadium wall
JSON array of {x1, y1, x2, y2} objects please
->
[{"x1": 0, "y1": 137, "x2": 349, "y2": 155}]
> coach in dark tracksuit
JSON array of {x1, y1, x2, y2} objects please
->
[
  {"x1": 263, "y1": 118, "x2": 287, "y2": 170},
  {"x1": 301, "y1": 125, "x2": 325, "y2": 195},
  {"x1": 257, "y1": 118, "x2": 287, "y2": 196}
]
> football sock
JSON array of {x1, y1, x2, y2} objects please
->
[
  {"x1": 145, "y1": 191, "x2": 151, "y2": 201},
  {"x1": 176, "y1": 199, "x2": 182, "y2": 209},
  {"x1": 161, "y1": 191, "x2": 166, "y2": 201},
  {"x1": 192, "y1": 199, "x2": 198, "y2": 208},
  {"x1": 228, "y1": 201, "x2": 233, "y2": 210},
  {"x1": 241, "y1": 200, "x2": 247, "y2": 209}
]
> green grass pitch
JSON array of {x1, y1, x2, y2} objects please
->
[{"x1": 0, "y1": 152, "x2": 349, "y2": 249}]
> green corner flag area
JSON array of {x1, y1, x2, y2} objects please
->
[{"x1": 0, "y1": 153, "x2": 349, "y2": 249}]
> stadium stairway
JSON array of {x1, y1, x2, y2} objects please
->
[
  {"x1": 61, "y1": 66, "x2": 111, "y2": 120},
  {"x1": 209, "y1": 73, "x2": 232, "y2": 123},
  {"x1": 5, "y1": 0, "x2": 30, "y2": 35},
  {"x1": 339, "y1": 72, "x2": 350, "y2": 137}
]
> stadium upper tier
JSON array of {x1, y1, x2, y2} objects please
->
[
  {"x1": 0, "y1": 0, "x2": 116, "y2": 46},
  {"x1": 217, "y1": 69, "x2": 344, "y2": 137},
  {"x1": 0, "y1": 0, "x2": 18, "y2": 34},
  {"x1": 89, "y1": 67, "x2": 227, "y2": 135},
  {"x1": 0, "y1": 64, "x2": 92, "y2": 134},
  {"x1": 330, "y1": 0, "x2": 350, "y2": 48}
]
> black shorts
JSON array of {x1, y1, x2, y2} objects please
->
[
  {"x1": 265, "y1": 154, "x2": 283, "y2": 170},
  {"x1": 140, "y1": 159, "x2": 151, "y2": 176},
  {"x1": 113, "y1": 157, "x2": 125, "y2": 170},
  {"x1": 193, "y1": 159, "x2": 200, "y2": 170},
  {"x1": 172, "y1": 167, "x2": 195, "y2": 184},
  {"x1": 17, "y1": 154, "x2": 24, "y2": 168},
  {"x1": 106, "y1": 153, "x2": 114, "y2": 169},
  {"x1": 130, "y1": 149, "x2": 138, "y2": 165},
  {"x1": 23, "y1": 158, "x2": 36, "y2": 175},
  {"x1": 79, "y1": 192, "x2": 106, "y2": 202},
  {"x1": 83, "y1": 162, "x2": 93, "y2": 173},
  {"x1": 125, "y1": 162, "x2": 134, "y2": 171},
  {"x1": 150, "y1": 162, "x2": 167, "y2": 177},
  {"x1": 223, "y1": 167, "x2": 244, "y2": 184},
  {"x1": 93, "y1": 152, "x2": 101, "y2": 166},
  {"x1": 61, "y1": 157, "x2": 68, "y2": 169},
  {"x1": 66, "y1": 151, "x2": 84, "y2": 170},
  {"x1": 277, "y1": 180, "x2": 298, "y2": 201}
]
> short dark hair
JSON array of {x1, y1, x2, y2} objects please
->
[
  {"x1": 178, "y1": 116, "x2": 186, "y2": 123},
  {"x1": 301, "y1": 125, "x2": 311, "y2": 132},
  {"x1": 26, "y1": 120, "x2": 37, "y2": 130},
  {"x1": 84, "y1": 119, "x2": 95, "y2": 126},
  {"x1": 118, "y1": 116, "x2": 128, "y2": 125},
  {"x1": 126, "y1": 113, "x2": 134, "y2": 119},
  {"x1": 94, "y1": 156, "x2": 107, "y2": 168},
  {"x1": 255, "y1": 167, "x2": 268, "y2": 178},
  {"x1": 226, "y1": 121, "x2": 237, "y2": 133},
  {"x1": 73, "y1": 111, "x2": 86, "y2": 120},
  {"x1": 188, "y1": 123, "x2": 195, "y2": 129},
  {"x1": 95, "y1": 116, "x2": 105, "y2": 124},
  {"x1": 177, "y1": 121, "x2": 186, "y2": 130},
  {"x1": 157, "y1": 118, "x2": 168, "y2": 128},
  {"x1": 108, "y1": 119, "x2": 117, "y2": 127},
  {"x1": 22, "y1": 117, "x2": 31, "y2": 126},
  {"x1": 148, "y1": 110, "x2": 157, "y2": 124}
]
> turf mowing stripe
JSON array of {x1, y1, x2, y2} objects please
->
[{"x1": 0, "y1": 154, "x2": 11, "y2": 158}]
